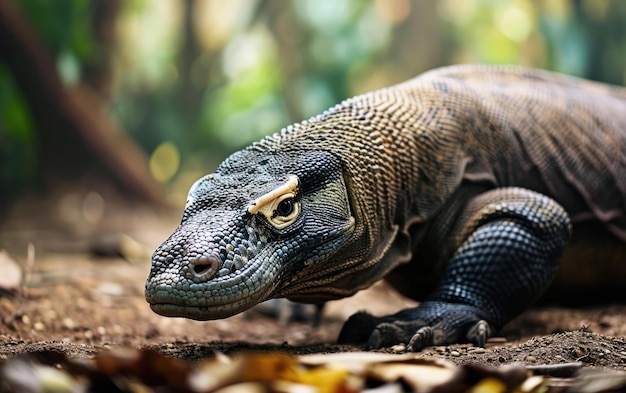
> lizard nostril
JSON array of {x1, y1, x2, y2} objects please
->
[{"x1": 190, "y1": 254, "x2": 221, "y2": 279}]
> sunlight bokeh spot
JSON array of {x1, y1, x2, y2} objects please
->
[
  {"x1": 495, "y1": 4, "x2": 533, "y2": 43},
  {"x1": 150, "y1": 141, "x2": 180, "y2": 183},
  {"x1": 82, "y1": 191, "x2": 105, "y2": 224},
  {"x1": 375, "y1": 0, "x2": 411, "y2": 25}
]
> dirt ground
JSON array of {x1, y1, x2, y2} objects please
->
[{"x1": 1, "y1": 187, "x2": 626, "y2": 373}]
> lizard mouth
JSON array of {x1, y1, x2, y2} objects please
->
[{"x1": 149, "y1": 299, "x2": 265, "y2": 320}]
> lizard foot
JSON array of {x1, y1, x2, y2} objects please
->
[
  {"x1": 337, "y1": 303, "x2": 493, "y2": 351},
  {"x1": 406, "y1": 320, "x2": 489, "y2": 351}
]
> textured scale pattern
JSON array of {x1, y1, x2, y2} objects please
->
[{"x1": 146, "y1": 64, "x2": 626, "y2": 350}]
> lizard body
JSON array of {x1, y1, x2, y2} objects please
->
[{"x1": 146, "y1": 64, "x2": 626, "y2": 350}]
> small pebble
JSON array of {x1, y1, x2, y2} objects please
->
[
  {"x1": 450, "y1": 351, "x2": 461, "y2": 357},
  {"x1": 97, "y1": 326, "x2": 106, "y2": 336},
  {"x1": 62, "y1": 318, "x2": 75, "y2": 330},
  {"x1": 290, "y1": 330, "x2": 306, "y2": 342},
  {"x1": 391, "y1": 344, "x2": 406, "y2": 353},
  {"x1": 84, "y1": 330, "x2": 93, "y2": 340},
  {"x1": 76, "y1": 298, "x2": 90, "y2": 310},
  {"x1": 526, "y1": 355, "x2": 537, "y2": 362},
  {"x1": 33, "y1": 322, "x2": 45, "y2": 331},
  {"x1": 98, "y1": 282, "x2": 125, "y2": 297},
  {"x1": 472, "y1": 348, "x2": 486, "y2": 354},
  {"x1": 21, "y1": 315, "x2": 31, "y2": 325},
  {"x1": 112, "y1": 325, "x2": 124, "y2": 335}
]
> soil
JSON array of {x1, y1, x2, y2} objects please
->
[{"x1": 1, "y1": 186, "x2": 626, "y2": 373}]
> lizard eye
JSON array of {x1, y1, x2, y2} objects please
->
[
  {"x1": 267, "y1": 194, "x2": 300, "y2": 228},
  {"x1": 248, "y1": 176, "x2": 301, "y2": 229},
  {"x1": 275, "y1": 197, "x2": 294, "y2": 217}
]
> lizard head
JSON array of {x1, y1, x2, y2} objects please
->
[{"x1": 145, "y1": 149, "x2": 356, "y2": 320}]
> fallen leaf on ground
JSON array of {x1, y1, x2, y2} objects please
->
[{"x1": 1, "y1": 347, "x2": 626, "y2": 392}]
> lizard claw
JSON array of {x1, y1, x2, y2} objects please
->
[
  {"x1": 466, "y1": 319, "x2": 490, "y2": 347},
  {"x1": 407, "y1": 326, "x2": 435, "y2": 352},
  {"x1": 366, "y1": 322, "x2": 415, "y2": 349},
  {"x1": 365, "y1": 328, "x2": 382, "y2": 350}
]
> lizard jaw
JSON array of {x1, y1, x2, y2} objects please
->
[
  {"x1": 145, "y1": 220, "x2": 356, "y2": 320},
  {"x1": 149, "y1": 298, "x2": 265, "y2": 321}
]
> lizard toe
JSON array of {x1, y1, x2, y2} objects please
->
[
  {"x1": 407, "y1": 326, "x2": 436, "y2": 352},
  {"x1": 366, "y1": 321, "x2": 419, "y2": 349},
  {"x1": 466, "y1": 320, "x2": 491, "y2": 347}
]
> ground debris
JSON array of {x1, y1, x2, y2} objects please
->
[{"x1": 1, "y1": 347, "x2": 625, "y2": 393}]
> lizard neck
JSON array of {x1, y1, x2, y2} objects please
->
[{"x1": 252, "y1": 84, "x2": 473, "y2": 297}]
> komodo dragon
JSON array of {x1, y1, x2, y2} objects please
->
[{"x1": 146, "y1": 64, "x2": 626, "y2": 351}]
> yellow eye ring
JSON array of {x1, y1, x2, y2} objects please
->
[
  {"x1": 248, "y1": 176, "x2": 301, "y2": 229},
  {"x1": 268, "y1": 193, "x2": 300, "y2": 228}
]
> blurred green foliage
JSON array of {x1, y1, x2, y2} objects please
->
[
  {"x1": 18, "y1": 0, "x2": 94, "y2": 61},
  {"x1": 0, "y1": 64, "x2": 35, "y2": 193},
  {"x1": 0, "y1": 0, "x2": 96, "y2": 195},
  {"x1": 1, "y1": 0, "x2": 626, "y2": 193}
]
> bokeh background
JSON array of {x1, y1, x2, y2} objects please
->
[{"x1": 1, "y1": 0, "x2": 626, "y2": 212}]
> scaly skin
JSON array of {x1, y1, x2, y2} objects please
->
[{"x1": 145, "y1": 64, "x2": 626, "y2": 350}]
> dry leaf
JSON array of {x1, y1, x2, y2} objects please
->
[
  {"x1": 301, "y1": 352, "x2": 458, "y2": 392},
  {"x1": 570, "y1": 369, "x2": 626, "y2": 393},
  {"x1": 95, "y1": 347, "x2": 191, "y2": 389},
  {"x1": 467, "y1": 377, "x2": 507, "y2": 393},
  {"x1": 366, "y1": 360, "x2": 457, "y2": 392}
]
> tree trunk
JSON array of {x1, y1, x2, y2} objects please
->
[{"x1": 0, "y1": 0, "x2": 163, "y2": 204}]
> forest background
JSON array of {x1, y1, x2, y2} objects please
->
[{"x1": 1, "y1": 0, "x2": 625, "y2": 213}]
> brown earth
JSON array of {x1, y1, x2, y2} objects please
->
[{"x1": 1, "y1": 187, "x2": 626, "y2": 372}]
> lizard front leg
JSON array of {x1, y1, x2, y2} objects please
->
[{"x1": 338, "y1": 188, "x2": 572, "y2": 351}]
